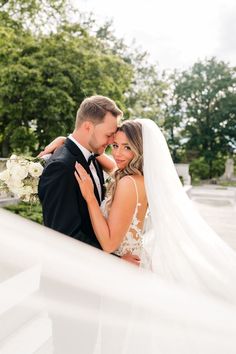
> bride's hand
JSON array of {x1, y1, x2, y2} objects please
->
[
  {"x1": 74, "y1": 163, "x2": 95, "y2": 202},
  {"x1": 37, "y1": 136, "x2": 66, "y2": 158},
  {"x1": 121, "y1": 253, "x2": 141, "y2": 266}
]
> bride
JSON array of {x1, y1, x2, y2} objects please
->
[
  {"x1": 74, "y1": 120, "x2": 150, "y2": 266},
  {"x1": 40, "y1": 118, "x2": 236, "y2": 303}
]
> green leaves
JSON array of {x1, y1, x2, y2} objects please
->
[
  {"x1": 0, "y1": 0, "x2": 69, "y2": 30},
  {"x1": 0, "y1": 9, "x2": 134, "y2": 156},
  {"x1": 168, "y1": 58, "x2": 236, "y2": 178}
]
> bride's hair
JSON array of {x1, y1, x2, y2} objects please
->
[{"x1": 106, "y1": 120, "x2": 143, "y2": 211}]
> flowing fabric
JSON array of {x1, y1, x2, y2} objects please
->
[
  {"x1": 1, "y1": 208, "x2": 236, "y2": 353},
  {"x1": 138, "y1": 118, "x2": 236, "y2": 303},
  {"x1": 0, "y1": 264, "x2": 53, "y2": 353}
]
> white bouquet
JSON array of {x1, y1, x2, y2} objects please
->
[{"x1": 0, "y1": 154, "x2": 44, "y2": 203}]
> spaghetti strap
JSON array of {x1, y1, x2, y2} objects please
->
[
  {"x1": 126, "y1": 175, "x2": 139, "y2": 206},
  {"x1": 112, "y1": 175, "x2": 145, "y2": 258}
]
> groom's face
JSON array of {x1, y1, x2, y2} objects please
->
[{"x1": 88, "y1": 112, "x2": 118, "y2": 154}]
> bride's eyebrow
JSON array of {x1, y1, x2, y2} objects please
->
[{"x1": 112, "y1": 141, "x2": 130, "y2": 146}]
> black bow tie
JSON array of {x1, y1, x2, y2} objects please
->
[{"x1": 88, "y1": 154, "x2": 99, "y2": 166}]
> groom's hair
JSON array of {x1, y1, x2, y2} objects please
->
[{"x1": 75, "y1": 95, "x2": 123, "y2": 128}]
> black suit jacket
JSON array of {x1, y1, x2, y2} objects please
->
[{"x1": 38, "y1": 138, "x2": 106, "y2": 249}]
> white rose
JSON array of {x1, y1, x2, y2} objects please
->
[
  {"x1": 6, "y1": 155, "x2": 18, "y2": 170},
  {"x1": 28, "y1": 162, "x2": 43, "y2": 178},
  {"x1": 7, "y1": 179, "x2": 24, "y2": 196},
  {"x1": 0, "y1": 169, "x2": 10, "y2": 182},
  {"x1": 7, "y1": 177, "x2": 23, "y2": 189},
  {"x1": 13, "y1": 185, "x2": 33, "y2": 199},
  {"x1": 10, "y1": 154, "x2": 18, "y2": 160},
  {"x1": 10, "y1": 164, "x2": 29, "y2": 180}
]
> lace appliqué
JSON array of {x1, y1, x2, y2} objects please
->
[
  {"x1": 100, "y1": 198, "x2": 144, "y2": 257},
  {"x1": 114, "y1": 202, "x2": 144, "y2": 257}
]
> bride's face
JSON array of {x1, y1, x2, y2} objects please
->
[{"x1": 111, "y1": 131, "x2": 135, "y2": 169}]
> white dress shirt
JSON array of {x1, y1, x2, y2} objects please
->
[{"x1": 68, "y1": 134, "x2": 102, "y2": 202}]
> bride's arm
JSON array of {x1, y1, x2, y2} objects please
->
[
  {"x1": 37, "y1": 136, "x2": 66, "y2": 157},
  {"x1": 96, "y1": 154, "x2": 117, "y2": 174},
  {"x1": 38, "y1": 138, "x2": 117, "y2": 173},
  {"x1": 74, "y1": 163, "x2": 136, "y2": 253}
]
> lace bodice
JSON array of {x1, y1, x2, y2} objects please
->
[{"x1": 100, "y1": 176, "x2": 145, "y2": 257}]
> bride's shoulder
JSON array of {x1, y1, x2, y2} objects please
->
[
  {"x1": 118, "y1": 174, "x2": 144, "y2": 188},
  {"x1": 115, "y1": 175, "x2": 145, "y2": 202},
  {"x1": 116, "y1": 175, "x2": 135, "y2": 189},
  {"x1": 117, "y1": 175, "x2": 134, "y2": 185}
]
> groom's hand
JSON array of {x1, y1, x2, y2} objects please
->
[{"x1": 121, "y1": 253, "x2": 140, "y2": 267}]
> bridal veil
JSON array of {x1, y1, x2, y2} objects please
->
[
  {"x1": 139, "y1": 118, "x2": 236, "y2": 302},
  {"x1": 1, "y1": 207, "x2": 236, "y2": 354}
]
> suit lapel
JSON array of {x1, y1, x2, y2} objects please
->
[
  {"x1": 94, "y1": 160, "x2": 106, "y2": 200},
  {"x1": 65, "y1": 138, "x2": 101, "y2": 204},
  {"x1": 87, "y1": 168, "x2": 101, "y2": 204}
]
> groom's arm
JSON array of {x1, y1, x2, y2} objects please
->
[{"x1": 38, "y1": 161, "x2": 101, "y2": 248}]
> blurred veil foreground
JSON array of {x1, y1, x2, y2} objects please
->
[{"x1": 1, "y1": 207, "x2": 236, "y2": 354}]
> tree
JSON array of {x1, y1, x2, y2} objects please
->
[
  {"x1": 0, "y1": 17, "x2": 134, "y2": 155},
  {"x1": 33, "y1": 23, "x2": 133, "y2": 149},
  {"x1": 0, "y1": 0, "x2": 70, "y2": 30},
  {"x1": 125, "y1": 57, "x2": 167, "y2": 122},
  {"x1": 0, "y1": 12, "x2": 40, "y2": 155},
  {"x1": 0, "y1": 2, "x2": 170, "y2": 157},
  {"x1": 174, "y1": 58, "x2": 236, "y2": 177},
  {"x1": 162, "y1": 71, "x2": 184, "y2": 162}
]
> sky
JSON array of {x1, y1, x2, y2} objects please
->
[{"x1": 72, "y1": 0, "x2": 236, "y2": 72}]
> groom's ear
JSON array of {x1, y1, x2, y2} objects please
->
[{"x1": 83, "y1": 120, "x2": 94, "y2": 133}]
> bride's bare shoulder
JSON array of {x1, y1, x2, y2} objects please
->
[
  {"x1": 125, "y1": 174, "x2": 144, "y2": 182},
  {"x1": 118, "y1": 174, "x2": 144, "y2": 188}
]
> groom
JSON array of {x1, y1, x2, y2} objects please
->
[
  {"x1": 38, "y1": 95, "x2": 139, "y2": 264},
  {"x1": 38, "y1": 95, "x2": 119, "y2": 249}
]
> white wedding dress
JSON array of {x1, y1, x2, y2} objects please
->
[{"x1": 100, "y1": 175, "x2": 151, "y2": 269}]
